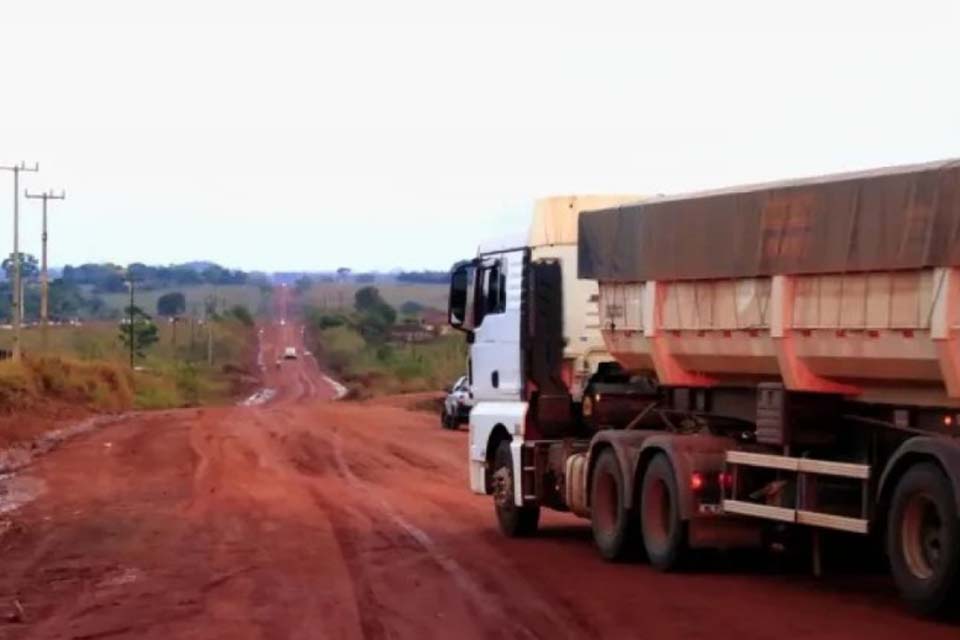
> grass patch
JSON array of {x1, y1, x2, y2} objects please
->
[
  {"x1": 309, "y1": 324, "x2": 466, "y2": 398},
  {"x1": 0, "y1": 357, "x2": 134, "y2": 413}
]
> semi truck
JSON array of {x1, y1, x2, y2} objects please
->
[{"x1": 447, "y1": 160, "x2": 960, "y2": 616}]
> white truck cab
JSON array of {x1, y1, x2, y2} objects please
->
[{"x1": 448, "y1": 196, "x2": 642, "y2": 500}]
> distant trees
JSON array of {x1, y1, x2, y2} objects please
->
[
  {"x1": 396, "y1": 270, "x2": 449, "y2": 284},
  {"x1": 62, "y1": 264, "x2": 127, "y2": 292},
  {"x1": 3, "y1": 252, "x2": 39, "y2": 281},
  {"x1": 157, "y1": 291, "x2": 187, "y2": 317},
  {"x1": 62, "y1": 262, "x2": 251, "y2": 292},
  {"x1": 294, "y1": 276, "x2": 312, "y2": 294}
]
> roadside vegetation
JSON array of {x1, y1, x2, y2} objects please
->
[
  {"x1": 0, "y1": 308, "x2": 257, "y2": 411},
  {"x1": 303, "y1": 284, "x2": 465, "y2": 398},
  {"x1": 0, "y1": 259, "x2": 266, "y2": 419}
]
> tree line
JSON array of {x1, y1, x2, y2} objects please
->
[{"x1": 61, "y1": 261, "x2": 261, "y2": 293}]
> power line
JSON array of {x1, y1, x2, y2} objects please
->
[{"x1": 0, "y1": 162, "x2": 39, "y2": 361}]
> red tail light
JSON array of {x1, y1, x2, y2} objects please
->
[{"x1": 690, "y1": 472, "x2": 704, "y2": 492}]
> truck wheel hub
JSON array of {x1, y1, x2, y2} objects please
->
[
  {"x1": 493, "y1": 467, "x2": 513, "y2": 508},
  {"x1": 902, "y1": 492, "x2": 943, "y2": 580}
]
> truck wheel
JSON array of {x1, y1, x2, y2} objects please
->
[
  {"x1": 887, "y1": 462, "x2": 960, "y2": 616},
  {"x1": 492, "y1": 441, "x2": 539, "y2": 537},
  {"x1": 641, "y1": 453, "x2": 689, "y2": 571},
  {"x1": 590, "y1": 449, "x2": 641, "y2": 561}
]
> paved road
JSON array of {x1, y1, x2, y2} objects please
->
[{"x1": 0, "y1": 307, "x2": 958, "y2": 638}]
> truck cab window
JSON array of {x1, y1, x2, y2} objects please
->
[{"x1": 474, "y1": 261, "x2": 506, "y2": 325}]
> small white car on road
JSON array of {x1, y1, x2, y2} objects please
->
[{"x1": 441, "y1": 376, "x2": 472, "y2": 430}]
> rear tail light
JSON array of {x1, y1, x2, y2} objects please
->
[{"x1": 690, "y1": 472, "x2": 704, "y2": 492}]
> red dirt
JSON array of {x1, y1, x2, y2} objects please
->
[
  {"x1": 0, "y1": 402, "x2": 91, "y2": 450},
  {"x1": 0, "y1": 291, "x2": 957, "y2": 638}
]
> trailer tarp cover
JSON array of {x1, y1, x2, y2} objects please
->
[{"x1": 578, "y1": 159, "x2": 960, "y2": 282}]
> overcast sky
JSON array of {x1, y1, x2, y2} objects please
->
[{"x1": 0, "y1": 1, "x2": 958, "y2": 272}]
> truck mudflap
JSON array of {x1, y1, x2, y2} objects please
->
[{"x1": 688, "y1": 516, "x2": 764, "y2": 550}]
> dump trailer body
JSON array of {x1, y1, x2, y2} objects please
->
[{"x1": 579, "y1": 159, "x2": 960, "y2": 407}]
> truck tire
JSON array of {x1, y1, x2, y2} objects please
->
[
  {"x1": 590, "y1": 449, "x2": 641, "y2": 561},
  {"x1": 492, "y1": 441, "x2": 539, "y2": 537},
  {"x1": 640, "y1": 453, "x2": 689, "y2": 571},
  {"x1": 887, "y1": 462, "x2": 960, "y2": 617}
]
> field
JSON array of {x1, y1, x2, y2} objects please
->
[
  {"x1": 97, "y1": 284, "x2": 269, "y2": 317},
  {"x1": 0, "y1": 318, "x2": 257, "y2": 410},
  {"x1": 303, "y1": 282, "x2": 448, "y2": 312}
]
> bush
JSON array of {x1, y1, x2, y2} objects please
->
[
  {"x1": 318, "y1": 326, "x2": 367, "y2": 371},
  {"x1": 175, "y1": 362, "x2": 201, "y2": 405},
  {"x1": 227, "y1": 305, "x2": 254, "y2": 327},
  {"x1": 400, "y1": 300, "x2": 424, "y2": 315}
]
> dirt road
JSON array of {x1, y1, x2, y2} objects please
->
[{"x1": 1, "y1": 309, "x2": 958, "y2": 638}]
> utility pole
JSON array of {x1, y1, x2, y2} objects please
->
[
  {"x1": 24, "y1": 189, "x2": 65, "y2": 350},
  {"x1": 207, "y1": 320, "x2": 213, "y2": 366},
  {"x1": 1, "y1": 162, "x2": 39, "y2": 361},
  {"x1": 127, "y1": 275, "x2": 137, "y2": 371}
]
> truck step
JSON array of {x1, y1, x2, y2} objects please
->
[
  {"x1": 722, "y1": 500, "x2": 869, "y2": 534},
  {"x1": 726, "y1": 451, "x2": 870, "y2": 479}
]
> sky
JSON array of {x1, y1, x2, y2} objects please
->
[{"x1": 0, "y1": 1, "x2": 958, "y2": 272}]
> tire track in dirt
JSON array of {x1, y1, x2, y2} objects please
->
[{"x1": 323, "y1": 424, "x2": 595, "y2": 640}]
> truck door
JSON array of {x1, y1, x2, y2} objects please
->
[{"x1": 471, "y1": 250, "x2": 524, "y2": 402}]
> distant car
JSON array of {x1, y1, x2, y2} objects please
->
[
  {"x1": 442, "y1": 376, "x2": 472, "y2": 430},
  {"x1": 283, "y1": 347, "x2": 298, "y2": 360}
]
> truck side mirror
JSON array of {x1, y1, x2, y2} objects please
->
[{"x1": 448, "y1": 261, "x2": 475, "y2": 336}]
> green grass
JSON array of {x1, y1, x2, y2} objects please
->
[
  {"x1": 308, "y1": 324, "x2": 466, "y2": 398},
  {"x1": 303, "y1": 282, "x2": 448, "y2": 312},
  {"x1": 98, "y1": 284, "x2": 269, "y2": 318}
]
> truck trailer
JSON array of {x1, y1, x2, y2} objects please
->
[{"x1": 448, "y1": 160, "x2": 960, "y2": 616}]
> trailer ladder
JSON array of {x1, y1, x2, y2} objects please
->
[{"x1": 722, "y1": 450, "x2": 870, "y2": 534}]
